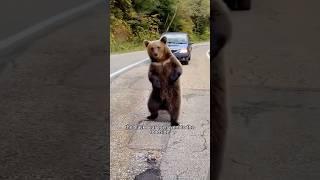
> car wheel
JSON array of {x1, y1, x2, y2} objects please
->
[
  {"x1": 224, "y1": 0, "x2": 251, "y2": 10},
  {"x1": 185, "y1": 61, "x2": 189, "y2": 65}
]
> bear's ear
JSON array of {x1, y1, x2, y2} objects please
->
[
  {"x1": 144, "y1": 40, "x2": 149, "y2": 47},
  {"x1": 160, "y1": 36, "x2": 167, "y2": 44}
]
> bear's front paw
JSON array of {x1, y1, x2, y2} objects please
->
[
  {"x1": 152, "y1": 78, "x2": 161, "y2": 88},
  {"x1": 169, "y1": 71, "x2": 181, "y2": 84}
]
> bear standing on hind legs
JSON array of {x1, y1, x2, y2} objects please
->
[{"x1": 144, "y1": 36, "x2": 183, "y2": 126}]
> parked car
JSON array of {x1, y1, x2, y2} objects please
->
[
  {"x1": 223, "y1": 0, "x2": 251, "y2": 10},
  {"x1": 161, "y1": 32, "x2": 192, "y2": 65}
]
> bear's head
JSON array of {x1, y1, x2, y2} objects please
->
[{"x1": 144, "y1": 36, "x2": 171, "y2": 62}]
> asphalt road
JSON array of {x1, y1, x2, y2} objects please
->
[
  {"x1": 110, "y1": 51, "x2": 147, "y2": 74},
  {"x1": 221, "y1": 0, "x2": 320, "y2": 179},
  {"x1": 0, "y1": 0, "x2": 94, "y2": 40},
  {"x1": 110, "y1": 45, "x2": 210, "y2": 179},
  {"x1": 0, "y1": 6, "x2": 108, "y2": 179}
]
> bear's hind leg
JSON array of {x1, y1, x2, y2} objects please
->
[
  {"x1": 169, "y1": 107, "x2": 180, "y2": 126},
  {"x1": 147, "y1": 97, "x2": 161, "y2": 120}
]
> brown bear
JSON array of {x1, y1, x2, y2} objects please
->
[{"x1": 144, "y1": 36, "x2": 183, "y2": 126}]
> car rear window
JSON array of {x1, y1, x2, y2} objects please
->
[{"x1": 164, "y1": 34, "x2": 188, "y2": 44}]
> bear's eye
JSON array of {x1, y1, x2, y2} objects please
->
[
  {"x1": 157, "y1": 46, "x2": 160, "y2": 49},
  {"x1": 151, "y1": 47, "x2": 154, "y2": 50}
]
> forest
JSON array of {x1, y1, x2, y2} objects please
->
[{"x1": 110, "y1": 0, "x2": 210, "y2": 53}]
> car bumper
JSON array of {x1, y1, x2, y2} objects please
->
[{"x1": 173, "y1": 52, "x2": 190, "y2": 61}]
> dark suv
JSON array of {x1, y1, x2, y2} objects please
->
[{"x1": 161, "y1": 32, "x2": 192, "y2": 65}]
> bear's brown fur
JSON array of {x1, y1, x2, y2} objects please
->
[{"x1": 144, "y1": 36, "x2": 183, "y2": 126}]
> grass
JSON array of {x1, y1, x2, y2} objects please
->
[{"x1": 110, "y1": 41, "x2": 145, "y2": 54}]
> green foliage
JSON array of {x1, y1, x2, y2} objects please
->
[
  {"x1": 132, "y1": 0, "x2": 159, "y2": 13},
  {"x1": 110, "y1": 0, "x2": 210, "y2": 53}
]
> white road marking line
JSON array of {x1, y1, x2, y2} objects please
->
[
  {"x1": 0, "y1": 0, "x2": 102, "y2": 51},
  {"x1": 110, "y1": 58, "x2": 149, "y2": 79}
]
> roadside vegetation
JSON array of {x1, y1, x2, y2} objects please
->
[{"x1": 110, "y1": 0, "x2": 210, "y2": 53}]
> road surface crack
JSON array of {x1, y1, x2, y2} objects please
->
[
  {"x1": 176, "y1": 168, "x2": 188, "y2": 179},
  {"x1": 192, "y1": 128, "x2": 208, "y2": 153}
]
